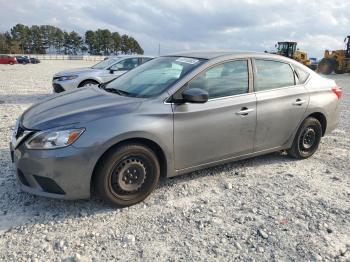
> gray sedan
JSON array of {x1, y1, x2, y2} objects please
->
[
  {"x1": 52, "y1": 55, "x2": 153, "y2": 93},
  {"x1": 11, "y1": 51, "x2": 342, "y2": 206}
]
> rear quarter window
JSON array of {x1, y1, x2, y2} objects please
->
[{"x1": 293, "y1": 65, "x2": 310, "y2": 84}]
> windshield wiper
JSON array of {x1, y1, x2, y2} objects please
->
[
  {"x1": 98, "y1": 82, "x2": 107, "y2": 89},
  {"x1": 102, "y1": 87, "x2": 132, "y2": 96}
]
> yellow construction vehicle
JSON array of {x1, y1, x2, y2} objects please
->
[
  {"x1": 318, "y1": 35, "x2": 350, "y2": 75},
  {"x1": 275, "y1": 41, "x2": 316, "y2": 70}
]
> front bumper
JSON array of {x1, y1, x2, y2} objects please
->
[
  {"x1": 10, "y1": 141, "x2": 95, "y2": 200},
  {"x1": 53, "y1": 83, "x2": 65, "y2": 93},
  {"x1": 52, "y1": 78, "x2": 79, "y2": 93}
]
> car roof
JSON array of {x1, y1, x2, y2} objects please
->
[
  {"x1": 109, "y1": 55, "x2": 154, "y2": 59},
  {"x1": 162, "y1": 50, "x2": 315, "y2": 73},
  {"x1": 165, "y1": 51, "x2": 289, "y2": 60},
  {"x1": 164, "y1": 50, "x2": 305, "y2": 64}
]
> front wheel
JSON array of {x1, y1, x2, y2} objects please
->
[
  {"x1": 95, "y1": 144, "x2": 160, "y2": 207},
  {"x1": 335, "y1": 69, "x2": 344, "y2": 74},
  {"x1": 79, "y1": 80, "x2": 99, "y2": 88},
  {"x1": 287, "y1": 117, "x2": 322, "y2": 159}
]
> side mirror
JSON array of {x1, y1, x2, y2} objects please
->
[
  {"x1": 109, "y1": 69, "x2": 116, "y2": 74},
  {"x1": 182, "y1": 88, "x2": 209, "y2": 103}
]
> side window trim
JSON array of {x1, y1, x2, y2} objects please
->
[
  {"x1": 171, "y1": 58, "x2": 252, "y2": 102},
  {"x1": 252, "y1": 58, "x2": 296, "y2": 93},
  {"x1": 289, "y1": 63, "x2": 302, "y2": 85}
]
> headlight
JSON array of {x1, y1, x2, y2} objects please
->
[
  {"x1": 57, "y1": 75, "x2": 78, "y2": 81},
  {"x1": 25, "y1": 128, "x2": 85, "y2": 149}
]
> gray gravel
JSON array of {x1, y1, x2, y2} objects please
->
[{"x1": 0, "y1": 61, "x2": 349, "y2": 261}]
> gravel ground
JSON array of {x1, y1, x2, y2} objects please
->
[{"x1": 0, "y1": 61, "x2": 349, "y2": 261}]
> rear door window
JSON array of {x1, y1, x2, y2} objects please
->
[{"x1": 254, "y1": 60, "x2": 295, "y2": 91}]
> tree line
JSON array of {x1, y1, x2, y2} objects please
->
[{"x1": 0, "y1": 24, "x2": 144, "y2": 55}]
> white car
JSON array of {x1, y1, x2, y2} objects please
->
[{"x1": 52, "y1": 55, "x2": 154, "y2": 93}]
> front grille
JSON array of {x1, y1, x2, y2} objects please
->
[
  {"x1": 33, "y1": 175, "x2": 65, "y2": 195},
  {"x1": 17, "y1": 169, "x2": 30, "y2": 186},
  {"x1": 53, "y1": 83, "x2": 65, "y2": 93}
]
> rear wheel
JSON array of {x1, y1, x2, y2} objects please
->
[
  {"x1": 318, "y1": 58, "x2": 335, "y2": 75},
  {"x1": 95, "y1": 144, "x2": 160, "y2": 207},
  {"x1": 287, "y1": 117, "x2": 322, "y2": 159}
]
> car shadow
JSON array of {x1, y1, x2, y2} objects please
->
[
  {"x1": 0, "y1": 93, "x2": 52, "y2": 104},
  {"x1": 163, "y1": 151, "x2": 295, "y2": 185},
  {"x1": 0, "y1": 147, "x2": 295, "y2": 232}
]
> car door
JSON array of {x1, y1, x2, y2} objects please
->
[
  {"x1": 172, "y1": 59, "x2": 257, "y2": 170},
  {"x1": 253, "y1": 59, "x2": 309, "y2": 151}
]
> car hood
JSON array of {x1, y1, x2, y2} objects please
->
[
  {"x1": 54, "y1": 67, "x2": 100, "y2": 77},
  {"x1": 21, "y1": 87, "x2": 144, "y2": 130}
]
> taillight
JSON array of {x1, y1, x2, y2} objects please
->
[{"x1": 332, "y1": 86, "x2": 342, "y2": 99}]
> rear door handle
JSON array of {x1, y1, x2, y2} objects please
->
[
  {"x1": 235, "y1": 107, "x2": 255, "y2": 116},
  {"x1": 292, "y1": 99, "x2": 306, "y2": 106}
]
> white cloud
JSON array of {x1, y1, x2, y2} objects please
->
[{"x1": 0, "y1": 0, "x2": 349, "y2": 57}]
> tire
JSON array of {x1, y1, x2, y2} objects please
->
[
  {"x1": 308, "y1": 64, "x2": 317, "y2": 71},
  {"x1": 318, "y1": 58, "x2": 335, "y2": 75},
  {"x1": 79, "y1": 80, "x2": 99, "y2": 88},
  {"x1": 287, "y1": 117, "x2": 322, "y2": 159},
  {"x1": 95, "y1": 144, "x2": 160, "y2": 207},
  {"x1": 334, "y1": 61, "x2": 345, "y2": 74},
  {"x1": 334, "y1": 69, "x2": 344, "y2": 74}
]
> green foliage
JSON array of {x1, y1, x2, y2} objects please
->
[{"x1": 0, "y1": 24, "x2": 144, "y2": 55}]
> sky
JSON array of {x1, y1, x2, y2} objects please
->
[{"x1": 0, "y1": 0, "x2": 349, "y2": 58}]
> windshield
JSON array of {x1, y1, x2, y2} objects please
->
[
  {"x1": 91, "y1": 58, "x2": 120, "y2": 69},
  {"x1": 105, "y1": 56, "x2": 205, "y2": 98},
  {"x1": 277, "y1": 43, "x2": 296, "y2": 55}
]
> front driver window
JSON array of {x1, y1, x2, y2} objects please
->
[
  {"x1": 186, "y1": 60, "x2": 249, "y2": 99},
  {"x1": 110, "y1": 58, "x2": 139, "y2": 71}
]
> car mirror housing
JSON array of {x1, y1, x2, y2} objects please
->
[{"x1": 182, "y1": 88, "x2": 209, "y2": 103}]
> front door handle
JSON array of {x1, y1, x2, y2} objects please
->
[
  {"x1": 235, "y1": 107, "x2": 254, "y2": 116},
  {"x1": 293, "y1": 99, "x2": 306, "y2": 106}
]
